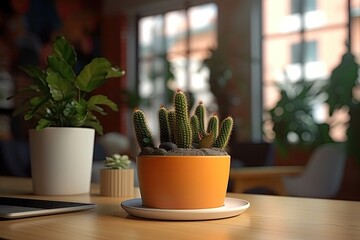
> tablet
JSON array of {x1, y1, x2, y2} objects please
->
[{"x1": 0, "y1": 197, "x2": 96, "y2": 219}]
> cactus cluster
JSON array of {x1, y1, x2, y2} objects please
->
[{"x1": 133, "y1": 89, "x2": 233, "y2": 155}]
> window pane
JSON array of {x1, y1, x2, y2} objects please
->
[
  {"x1": 263, "y1": 0, "x2": 350, "y2": 142},
  {"x1": 139, "y1": 15, "x2": 164, "y2": 58},
  {"x1": 167, "y1": 52, "x2": 187, "y2": 90},
  {"x1": 189, "y1": 3, "x2": 217, "y2": 51},
  {"x1": 291, "y1": 41, "x2": 318, "y2": 64},
  {"x1": 137, "y1": 3, "x2": 218, "y2": 126},
  {"x1": 351, "y1": 0, "x2": 360, "y2": 57},
  {"x1": 291, "y1": 0, "x2": 317, "y2": 14},
  {"x1": 165, "y1": 10, "x2": 187, "y2": 54}
]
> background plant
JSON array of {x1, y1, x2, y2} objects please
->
[
  {"x1": 325, "y1": 49, "x2": 360, "y2": 163},
  {"x1": 12, "y1": 35, "x2": 124, "y2": 135},
  {"x1": 266, "y1": 75, "x2": 333, "y2": 157}
]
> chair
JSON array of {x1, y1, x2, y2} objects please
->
[{"x1": 283, "y1": 143, "x2": 347, "y2": 198}]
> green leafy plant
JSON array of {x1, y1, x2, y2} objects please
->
[
  {"x1": 104, "y1": 154, "x2": 131, "y2": 169},
  {"x1": 325, "y1": 49, "x2": 360, "y2": 163},
  {"x1": 133, "y1": 89, "x2": 234, "y2": 155},
  {"x1": 267, "y1": 76, "x2": 332, "y2": 156},
  {"x1": 11, "y1": 35, "x2": 124, "y2": 135}
]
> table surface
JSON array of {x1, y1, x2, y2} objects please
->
[
  {"x1": 229, "y1": 166, "x2": 305, "y2": 194},
  {"x1": 0, "y1": 176, "x2": 359, "y2": 240}
]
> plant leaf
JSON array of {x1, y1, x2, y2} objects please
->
[
  {"x1": 46, "y1": 71, "x2": 76, "y2": 101},
  {"x1": 47, "y1": 54, "x2": 75, "y2": 82},
  {"x1": 20, "y1": 65, "x2": 48, "y2": 90},
  {"x1": 52, "y1": 36, "x2": 77, "y2": 68},
  {"x1": 83, "y1": 117, "x2": 103, "y2": 135},
  {"x1": 24, "y1": 96, "x2": 50, "y2": 120},
  {"x1": 87, "y1": 95, "x2": 118, "y2": 112},
  {"x1": 106, "y1": 67, "x2": 125, "y2": 78},
  {"x1": 36, "y1": 118, "x2": 52, "y2": 130},
  {"x1": 75, "y1": 58, "x2": 113, "y2": 92}
]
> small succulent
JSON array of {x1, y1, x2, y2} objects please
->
[
  {"x1": 104, "y1": 154, "x2": 131, "y2": 169},
  {"x1": 132, "y1": 89, "x2": 234, "y2": 155}
]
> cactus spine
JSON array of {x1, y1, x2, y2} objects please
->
[
  {"x1": 174, "y1": 90, "x2": 192, "y2": 148},
  {"x1": 195, "y1": 101, "x2": 206, "y2": 137},
  {"x1": 213, "y1": 117, "x2": 233, "y2": 149},
  {"x1": 190, "y1": 115, "x2": 201, "y2": 144},
  {"x1": 132, "y1": 109, "x2": 155, "y2": 149},
  {"x1": 168, "y1": 110, "x2": 177, "y2": 143},
  {"x1": 207, "y1": 114, "x2": 219, "y2": 142},
  {"x1": 133, "y1": 89, "x2": 234, "y2": 153},
  {"x1": 159, "y1": 106, "x2": 171, "y2": 143}
]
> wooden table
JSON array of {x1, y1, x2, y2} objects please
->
[
  {"x1": 229, "y1": 166, "x2": 304, "y2": 194},
  {"x1": 0, "y1": 176, "x2": 359, "y2": 240}
]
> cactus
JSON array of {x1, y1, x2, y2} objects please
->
[
  {"x1": 168, "y1": 110, "x2": 177, "y2": 143},
  {"x1": 199, "y1": 132, "x2": 214, "y2": 148},
  {"x1": 207, "y1": 114, "x2": 219, "y2": 143},
  {"x1": 159, "y1": 106, "x2": 171, "y2": 143},
  {"x1": 174, "y1": 90, "x2": 192, "y2": 148},
  {"x1": 195, "y1": 101, "x2": 206, "y2": 137},
  {"x1": 132, "y1": 109, "x2": 155, "y2": 149},
  {"x1": 133, "y1": 89, "x2": 234, "y2": 155},
  {"x1": 213, "y1": 117, "x2": 233, "y2": 149},
  {"x1": 190, "y1": 115, "x2": 201, "y2": 144}
]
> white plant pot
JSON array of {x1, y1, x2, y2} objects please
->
[{"x1": 29, "y1": 127, "x2": 95, "y2": 195}]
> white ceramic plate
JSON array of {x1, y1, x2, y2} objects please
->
[{"x1": 121, "y1": 197, "x2": 250, "y2": 221}]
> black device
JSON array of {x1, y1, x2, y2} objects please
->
[{"x1": 0, "y1": 197, "x2": 96, "y2": 219}]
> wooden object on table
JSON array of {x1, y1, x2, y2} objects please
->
[
  {"x1": 0, "y1": 176, "x2": 359, "y2": 240},
  {"x1": 229, "y1": 166, "x2": 304, "y2": 194},
  {"x1": 100, "y1": 168, "x2": 134, "y2": 197}
]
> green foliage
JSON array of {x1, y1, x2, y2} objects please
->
[
  {"x1": 132, "y1": 109, "x2": 155, "y2": 149},
  {"x1": 174, "y1": 90, "x2": 192, "y2": 148},
  {"x1": 325, "y1": 50, "x2": 360, "y2": 163},
  {"x1": 12, "y1": 35, "x2": 124, "y2": 135},
  {"x1": 268, "y1": 77, "x2": 332, "y2": 156},
  {"x1": 104, "y1": 154, "x2": 131, "y2": 169},
  {"x1": 326, "y1": 51, "x2": 359, "y2": 115}
]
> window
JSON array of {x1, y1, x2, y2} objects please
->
[
  {"x1": 291, "y1": 0, "x2": 317, "y2": 14},
  {"x1": 291, "y1": 41, "x2": 317, "y2": 64},
  {"x1": 263, "y1": 0, "x2": 356, "y2": 143},
  {"x1": 137, "y1": 3, "x2": 218, "y2": 134}
]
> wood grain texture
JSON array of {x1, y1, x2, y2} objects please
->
[{"x1": 0, "y1": 177, "x2": 359, "y2": 240}]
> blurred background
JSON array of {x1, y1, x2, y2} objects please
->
[{"x1": 0, "y1": 0, "x2": 359, "y2": 200}]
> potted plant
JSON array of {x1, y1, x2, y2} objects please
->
[
  {"x1": 265, "y1": 75, "x2": 333, "y2": 165},
  {"x1": 100, "y1": 154, "x2": 134, "y2": 197},
  {"x1": 133, "y1": 89, "x2": 233, "y2": 209},
  {"x1": 11, "y1": 36, "x2": 124, "y2": 195},
  {"x1": 325, "y1": 49, "x2": 360, "y2": 164}
]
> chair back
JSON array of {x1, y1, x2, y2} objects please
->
[{"x1": 284, "y1": 143, "x2": 347, "y2": 198}]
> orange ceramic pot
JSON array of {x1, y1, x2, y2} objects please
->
[{"x1": 137, "y1": 155, "x2": 230, "y2": 209}]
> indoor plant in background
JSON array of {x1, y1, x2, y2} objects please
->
[
  {"x1": 325, "y1": 49, "x2": 360, "y2": 165},
  {"x1": 100, "y1": 154, "x2": 134, "y2": 197},
  {"x1": 266, "y1": 75, "x2": 333, "y2": 165},
  {"x1": 11, "y1": 35, "x2": 124, "y2": 195},
  {"x1": 132, "y1": 89, "x2": 233, "y2": 209}
]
